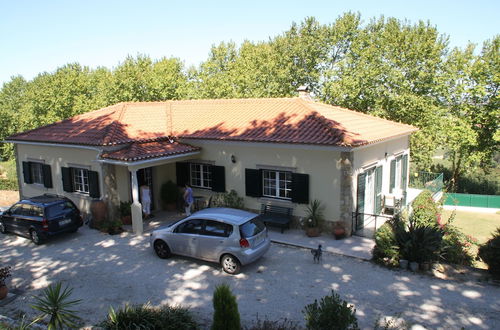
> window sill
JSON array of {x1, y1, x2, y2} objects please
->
[{"x1": 27, "y1": 183, "x2": 48, "y2": 190}]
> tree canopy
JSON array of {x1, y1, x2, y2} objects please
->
[{"x1": 0, "y1": 13, "x2": 498, "y2": 190}]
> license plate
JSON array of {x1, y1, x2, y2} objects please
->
[
  {"x1": 59, "y1": 219, "x2": 71, "y2": 226},
  {"x1": 254, "y1": 234, "x2": 264, "y2": 246}
]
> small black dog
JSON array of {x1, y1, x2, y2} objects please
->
[{"x1": 311, "y1": 244, "x2": 322, "y2": 263}]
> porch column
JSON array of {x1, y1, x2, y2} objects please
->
[
  {"x1": 339, "y1": 151, "x2": 354, "y2": 236},
  {"x1": 130, "y1": 169, "x2": 143, "y2": 235}
]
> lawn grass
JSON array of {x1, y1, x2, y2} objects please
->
[
  {"x1": 442, "y1": 209, "x2": 500, "y2": 243},
  {"x1": 442, "y1": 209, "x2": 500, "y2": 269}
]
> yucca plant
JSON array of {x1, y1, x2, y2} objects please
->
[{"x1": 31, "y1": 282, "x2": 82, "y2": 330}]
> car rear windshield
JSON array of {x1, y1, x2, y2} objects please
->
[
  {"x1": 240, "y1": 217, "x2": 266, "y2": 238},
  {"x1": 45, "y1": 201, "x2": 77, "y2": 218}
]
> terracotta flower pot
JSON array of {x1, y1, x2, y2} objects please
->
[
  {"x1": 305, "y1": 227, "x2": 321, "y2": 237},
  {"x1": 333, "y1": 227, "x2": 346, "y2": 240},
  {"x1": 121, "y1": 215, "x2": 132, "y2": 225},
  {"x1": 0, "y1": 285, "x2": 8, "y2": 300}
]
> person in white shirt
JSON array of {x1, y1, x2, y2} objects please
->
[{"x1": 140, "y1": 184, "x2": 151, "y2": 219}]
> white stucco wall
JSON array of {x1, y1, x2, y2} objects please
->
[
  {"x1": 353, "y1": 136, "x2": 410, "y2": 198},
  {"x1": 15, "y1": 143, "x2": 103, "y2": 212},
  {"x1": 175, "y1": 140, "x2": 344, "y2": 222}
]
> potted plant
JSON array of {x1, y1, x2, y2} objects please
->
[
  {"x1": 332, "y1": 221, "x2": 347, "y2": 239},
  {"x1": 119, "y1": 201, "x2": 132, "y2": 225},
  {"x1": 0, "y1": 266, "x2": 12, "y2": 300},
  {"x1": 160, "y1": 180, "x2": 179, "y2": 211},
  {"x1": 304, "y1": 200, "x2": 324, "y2": 237}
]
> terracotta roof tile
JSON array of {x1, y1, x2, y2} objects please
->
[
  {"x1": 101, "y1": 140, "x2": 200, "y2": 162},
  {"x1": 7, "y1": 98, "x2": 417, "y2": 148}
]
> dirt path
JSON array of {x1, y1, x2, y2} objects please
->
[{"x1": 0, "y1": 190, "x2": 19, "y2": 207}]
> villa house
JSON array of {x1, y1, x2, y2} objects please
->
[{"x1": 5, "y1": 88, "x2": 417, "y2": 236}]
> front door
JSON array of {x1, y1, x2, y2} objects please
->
[{"x1": 136, "y1": 167, "x2": 154, "y2": 210}]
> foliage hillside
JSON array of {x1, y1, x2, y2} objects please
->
[{"x1": 0, "y1": 13, "x2": 498, "y2": 188}]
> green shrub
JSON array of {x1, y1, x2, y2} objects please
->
[
  {"x1": 119, "y1": 201, "x2": 131, "y2": 217},
  {"x1": 302, "y1": 290, "x2": 359, "y2": 330},
  {"x1": 431, "y1": 163, "x2": 500, "y2": 195},
  {"x1": 393, "y1": 217, "x2": 443, "y2": 263},
  {"x1": 211, "y1": 190, "x2": 244, "y2": 209},
  {"x1": 478, "y1": 228, "x2": 500, "y2": 278},
  {"x1": 211, "y1": 283, "x2": 240, "y2": 330},
  {"x1": 246, "y1": 317, "x2": 300, "y2": 330},
  {"x1": 372, "y1": 222, "x2": 399, "y2": 267},
  {"x1": 440, "y1": 213, "x2": 476, "y2": 266},
  {"x1": 31, "y1": 282, "x2": 82, "y2": 330},
  {"x1": 410, "y1": 190, "x2": 440, "y2": 228},
  {"x1": 305, "y1": 199, "x2": 325, "y2": 228},
  {"x1": 101, "y1": 303, "x2": 198, "y2": 329},
  {"x1": 0, "y1": 179, "x2": 18, "y2": 190}
]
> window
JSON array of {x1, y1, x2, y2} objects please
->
[
  {"x1": 22, "y1": 161, "x2": 52, "y2": 188},
  {"x1": 61, "y1": 166, "x2": 100, "y2": 198},
  {"x1": 177, "y1": 219, "x2": 204, "y2": 234},
  {"x1": 177, "y1": 162, "x2": 225, "y2": 193},
  {"x1": 73, "y1": 168, "x2": 89, "y2": 194},
  {"x1": 190, "y1": 163, "x2": 212, "y2": 189},
  {"x1": 30, "y1": 162, "x2": 44, "y2": 185},
  {"x1": 262, "y1": 170, "x2": 292, "y2": 199},
  {"x1": 204, "y1": 220, "x2": 233, "y2": 237},
  {"x1": 390, "y1": 154, "x2": 408, "y2": 195},
  {"x1": 245, "y1": 168, "x2": 309, "y2": 204}
]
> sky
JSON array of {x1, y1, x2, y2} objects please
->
[{"x1": 0, "y1": 0, "x2": 499, "y2": 85}]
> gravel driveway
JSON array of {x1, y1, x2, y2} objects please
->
[{"x1": 1, "y1": 226, "x2": 499, "y2": 329}]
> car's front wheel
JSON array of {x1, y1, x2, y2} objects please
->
[
  {"x1": 30, "y1": 229, "x2": 42, "y2": 245},
  {"x1": 221, "y1": 254, "x2": 241, "y2": 275},
  {"x1": 154, "y1": 240, "x2": 171, "y2": 259},
  {"x1": 0, "y1": 220, "x2": 6, "y2": 234}
]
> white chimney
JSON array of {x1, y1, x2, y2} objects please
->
[{"x1": 297, "y1": 85, "x2": 311, "y2": 100}]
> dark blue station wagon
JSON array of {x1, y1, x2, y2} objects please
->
[{"x1": 0, "y1": 194, "x2": 83, "y2": 244}]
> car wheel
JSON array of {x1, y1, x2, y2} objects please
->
[
  {"x1": 154, "y1": 240, "x2": 171, "y2": 259},
  {"x1": 0, "y1": 221, "x2": 6, "y2": 234},
  {"x1": 221, "y1": 254, "x2": 241, "y2": 275},
  {"x1": 30, "y1": 229, "x2": 42, "y2": 245}
]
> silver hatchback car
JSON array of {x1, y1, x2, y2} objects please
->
[{"x1": 150, "y1": 208, "x2": 271, "y2": 274}]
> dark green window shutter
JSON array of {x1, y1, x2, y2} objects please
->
[
  {"x1": 245, "y1": 169, "x2": 262, "y2": 197},
  {"x1": 42, "y1": 164, "x2": 53, "y2": 188},
  {"x1": 88, "y1": 170, "x2": 100, "y2": 198},
  {"x1": 61, "y1": 167, "x2": 74, "y2": 192},
  {"x1": 23, "y1": 162, "x2": 33, "y2": 183},
  {"x1": 402, "y1": 154, "x2": 409, "y2": 205},
  {"x1": 22, "y1": 161, "x2": 33, "y2": 184},
  {"x1": 375, "y1": 166, "x2": 383, "y2": 214},
  {"x1": 291, "y1": 173, "x2": 309, "y2": 204},
  {"x1": 389, "y1": 159, "x2": 396, "y2": 193},
  {"x1": 211, "y1": 165, "x2": 226, "y2": 192},
  {"x1": 176, "y1": 162, "x2": 190, "y2": 187},
  {"x1": 357, "y1": 173, "x2": 366, "y2": 214},
  {"x1": 402, "y1": 154, "x2": 408, "y2": 190}
]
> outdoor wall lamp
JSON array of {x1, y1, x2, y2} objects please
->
[{"x1": 231, "y1": 155, "x2": 236, "y2": 163}]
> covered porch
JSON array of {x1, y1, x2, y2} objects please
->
[{"x1": 98, "y1": 140, "x2": 200, "y2": 234}]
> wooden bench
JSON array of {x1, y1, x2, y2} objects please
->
[{"x1": 259, "y1": 204, "x2": 293, "y2": 233}]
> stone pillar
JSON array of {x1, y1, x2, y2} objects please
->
[
  {"x1": 339, "y1": 152, "x2": 354, "y2": 236},
  {"x1": 102, "y1": 163, "x2": 119, "y2": 223},
  {"x1": 130, "y1": 169, "x2": 143, "y2": 235}
]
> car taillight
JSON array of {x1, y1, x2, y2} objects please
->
[
  {"x1": 42, "y1": 218, "x2": 49, "y2": 231},
  {"x1": 239, "y1": 238, "x2": 250, "y2": 248}
]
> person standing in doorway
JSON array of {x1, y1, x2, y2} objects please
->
[
  {"x1": 184, "y1": 183, "x2": 194, "y2": 216},
  {"x1": 140, "y1": 184, "x2": 151, "y2": 219}
]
